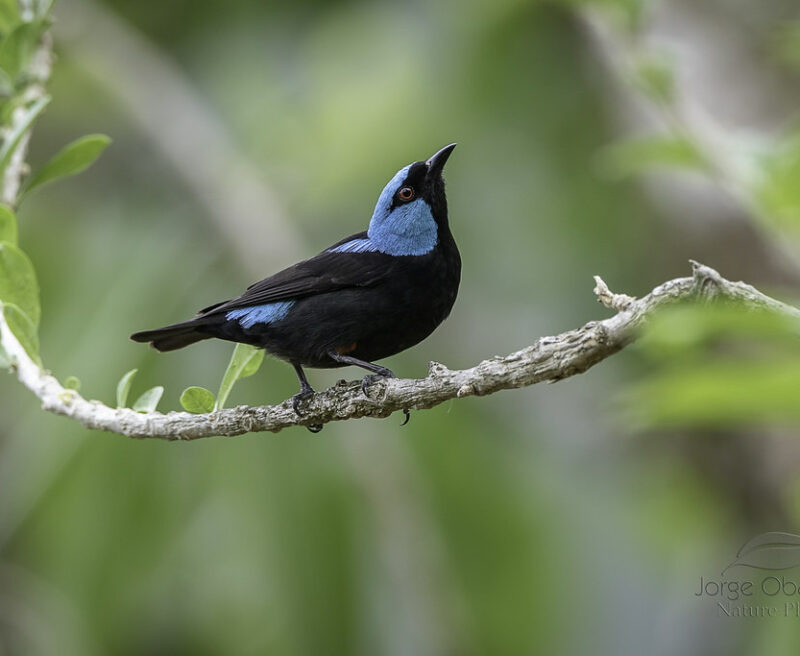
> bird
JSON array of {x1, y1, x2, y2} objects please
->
[{"x1": 131, "y1": 143, "x2": 461, "y2": 430}]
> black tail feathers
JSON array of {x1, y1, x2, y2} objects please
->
[{"x1": 130, "y1": 319, "x2": 211, "y2": 352}]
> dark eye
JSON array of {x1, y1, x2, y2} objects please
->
[{"x1": 397, "y1": 186, "x2": 415, "y2": 202}]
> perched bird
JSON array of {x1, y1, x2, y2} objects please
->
[{"x1": 131, "y1": 144, "x2": 461, "y2": 427}]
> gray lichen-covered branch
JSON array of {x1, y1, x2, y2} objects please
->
[{"x1": 2, "y1": 261, "x2": 798, "y2": 440}]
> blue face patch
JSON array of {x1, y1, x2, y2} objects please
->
[
  {"x1": 329, "y1": 165, "x2": 438, "y2": 256},
  {"x1": 226, "y1": 301, "x2": 294, "y2": 328}
]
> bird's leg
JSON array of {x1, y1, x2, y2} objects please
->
[
  {"x1": 327, "y1": 352, "x2": 394, "y2": 392},
  {"x1": 327, "y1": 352, "x2": 411, "y2": 426},
  {"x1": 291, "y1": 364, "x2": 322, "y2": 433}
]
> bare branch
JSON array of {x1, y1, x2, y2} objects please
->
[{"x1": 2, "y1": 262, "x2": 798, "y2": 440}]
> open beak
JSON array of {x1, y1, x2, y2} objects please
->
[{"x1": 426, "y1": 143, "x2": 457, "y2": 177}]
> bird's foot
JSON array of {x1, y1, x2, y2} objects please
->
[
  {"x1": 291, "y1": 387, "x2": 315, "y2": 414},
  {"x1": 360, "y1": 368, "x2": 395, "y2": 397},
  {"x1": 360, "y1": 369, "x2": 411, "y2": 426},
  {"x1": 291, "y1": 387, "x2": 323, "y2": 433}
]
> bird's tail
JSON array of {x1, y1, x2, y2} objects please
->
[{"x1": 130, "y1": 318, "x2": 212, "y2": 352}]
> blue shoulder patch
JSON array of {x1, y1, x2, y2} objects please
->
[
  {"x1": 226, "y1": 301, "x2": 295, "y2": 328},
  {"x1": 330, "y1": 238, "x2": 374, "y2": 254}
]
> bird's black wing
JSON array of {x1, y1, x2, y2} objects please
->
[{"x1": 199, "y1": 231, "x2": 394, "y2": 316}]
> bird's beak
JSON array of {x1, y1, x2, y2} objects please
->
[{"x1": 426, "y1": 143, "x2": 457, "y2": 177}]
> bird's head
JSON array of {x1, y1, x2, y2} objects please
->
[{"x1": 366, "y1": 144, "x2": 456, "y2": 255}]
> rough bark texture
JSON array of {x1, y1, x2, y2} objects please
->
[{"x1": 2, "y1": 261, "x2": 798, "y2": 440}]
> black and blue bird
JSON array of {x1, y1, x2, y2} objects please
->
[{"x1": 131, "y1": 144, "x2": 461, "y2": 425}]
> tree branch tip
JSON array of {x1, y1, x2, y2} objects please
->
[
  {"x1": 689, "y1": 260, "x2": 727, "y2": 299},
  {"x1": 689, "y1": 259, "x2": 722, "y2": 281},
  {"x1": 593, "y1": 275, "x2": 635, "y2": 311}
]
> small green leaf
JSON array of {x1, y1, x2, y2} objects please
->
[
  {"x1": 64, "y1": 375, "x2": 80, "y2": 391},
  {"x1": 0, "y1": 240, "x2": 39, "y2": 327},
  {"x1": 215, "y1": 343, "x2": 265, "y2": 410},
  {"x1": 0, "y1": 205, "x2": 16, "y2": 244},
  {"x1": 132, "y1": 386, "x2": 164, "y2": 413},
  {"x1": 240, "y1": 347, "x2": 265, "y2": 378},
  {"x1": 3, "y1": 301, "x2": 38, "y2": 362},
  {"x1": 22, "y1": 134, "x2": 112, "y2": 197},
  {"x1": 597, "y1": 135, "x2": 708, "y2": 180},
  {"x1": 0, "y1": 20, "x2": 43, "y2": 81},
  {"x1": 116, "y1": 368, "x2": 137, "y2": 408},
  {"x1": 180, "y1": 386, "x2": 215, "y2": 413},
  {"x1": 0, "y1": 95, "x2": 49, "y2": 182}
]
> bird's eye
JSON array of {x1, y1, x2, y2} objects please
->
[{"x1": 397, "y1": 186, "x2": 415, "y2": 202}]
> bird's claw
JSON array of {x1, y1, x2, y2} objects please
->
[
  {"x1": 360, "y1": 371, "x2": 395, "y2": 398},
  {"x1": 291, "y1": 388, "x2": 315, "y2": 415},
  {"x1": 359, "y1": 371, "x2": 410, "y2": 426},
  {"x1": 291, "y1": 389, "x2": 323, "y2": 434}
]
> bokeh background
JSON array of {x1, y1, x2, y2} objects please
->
[{"x1": 2, "y1": 0, "x2": 800, "y2": 654}]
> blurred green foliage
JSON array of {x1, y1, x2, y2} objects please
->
[
  {"x1": 0, "y1": 0, "x2": 799, "y2": 655},
  {"x1": 629, "y1": 303, "x2": 800, "y2": 428}
]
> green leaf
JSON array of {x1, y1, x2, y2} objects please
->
[
  {"x1": 624, "y1": 358, "x2": 800, "y2": 429},
  {"x1": 627, "y1": 303, "x2": 800, "y2": 429},
  {"x1": 0, "y1": 240, "x2": 39, "y2": 327},
  {"x1": 240, "y1": 347, "x2": 265, "y2": 378},
  {"x1": 0, "y1": 0, "x2": 20, "y2": 36},
  {"x1": 0, "y1": 205, "x2": 16, "y2": 244},
  {"x1": 22, "y1": 134, "x2": 112, "y2": 197},
  {"x1": 597, "y1": 135, "x2": 708, "y2": 180},
  {"x1": 64, "y1": 375, "x2": 80, "y2": 391},
  {"x1": 116, "y1": 368, "x2": 137, "y2": 408},
  {"x1": 180, "y1": 386, "x2": 216, "y2": 414},
  {"x1": 635, "y1": 303, "x2": 800, "y2": 363},
  {"x1": 0, "y1": 95, "x2": 49, "y2": 183},
  {"x1": 132, "y1": 386, "x2": 164, "y2": 413},
  {"x1": 3, "y1": 301, "x2": 38, "y2": 362},
  {"x1": 215, "y1": 343, "x2": 265, "y2": 410},
  {"x1": 0, "y1": 20, "x2": 43, "y2": 81}
]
